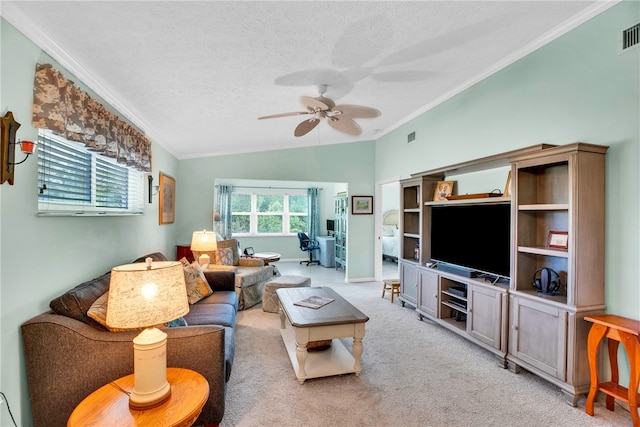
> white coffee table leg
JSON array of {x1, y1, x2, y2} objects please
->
[
  {"x1": 294, "y1": 328, "x2": 309, "y2": 383},
  {"x1": 278, "y1": 304, "x2": 285, "y2": 329},
  {"x1": 352, "y1": 323, "x2": 366, "y2": 376}
]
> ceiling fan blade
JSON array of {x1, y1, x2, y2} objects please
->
[
  {"x1": 333, "y1": 104, "x2": 381, "y2": 119},
  {"x1": 258, "y1": 111, "x2": 309, "y2": 120},
  {"x1": 328, "y1": 116, "x2": 362, "y2": 136},
  {"x1": 300, "y1": 96, "x2": 329, "y2": 111},
  {"x1": 294, "y1": 118, "x2": 320, "y2": 137}
]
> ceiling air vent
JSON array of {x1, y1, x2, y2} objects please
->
[
  {"x1": 621, "y1": 23, "x2": 639, "y2": 52},
  {"x1": 407, "y1": 132, "x2": 416, "y2": 143}
]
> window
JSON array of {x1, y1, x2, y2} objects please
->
[
  {"x1": 231, "y1": 192, "x2": 307, "y2": 236},
  {"x1": 37, "y1": 130, "x2": 144, "y2": 215}
]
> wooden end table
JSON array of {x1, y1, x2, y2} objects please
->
[
  {"x1": 68, "y1": 368, "x2": 209, "y2": 427},
  {"x1": 584, "y1": 314, "x2": 640, "y2": 425}
]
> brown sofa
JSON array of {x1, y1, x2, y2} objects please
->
[{"x1": 21, "y1": 252, "x2": 237, "y2": 427}]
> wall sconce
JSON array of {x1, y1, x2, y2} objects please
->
[
  {"x1": 147, "y1": 174, "x2": 159, "y2": 203},
  {"x1": 1, "y1": 111, "x2": 36, "y2": 185}
]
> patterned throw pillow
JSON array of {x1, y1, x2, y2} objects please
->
[
  {"x1": 87, "y1": 292, "x2": 189, "y2": 331},
  {"x1": 218, "y1": 247, "x2": 235, "y2": 266},
  {"x1": 179, "y1": 257, "x2": 214, "y2": 304},
  {"x1": 87, "y1": 292, "x2": 142, "y2": 332}
]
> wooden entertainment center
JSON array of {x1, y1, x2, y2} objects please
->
[{"x1": 398, "y1": 142, "x2": 608, "y2": 406}]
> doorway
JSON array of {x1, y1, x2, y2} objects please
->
[{"x1": 375, "y1": 178, "x2": 400, "y2": 281}]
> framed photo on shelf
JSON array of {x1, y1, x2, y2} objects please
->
[
  {"x1": 547, "y1": 231, "x2": 568, "y2": 250},
  {"x1": 351, "y1": 196, "x2": 373, "y2": 215},
  {"x1": 504, "y1": 170, "x2": 512, "y2": 197},
  {"x1": 159, "y1": 172, "x2": 176, "y2": 225},
  {"x1": 433, "y1": 181, "x2": 455, "y2": 201}
]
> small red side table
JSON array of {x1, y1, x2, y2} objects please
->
[
  {"x1": 176, "y1": 244, "x2": 194, "y2": 262},
  {"x1": 584, "y1": 314, "x2": 640, "y2": 425}
]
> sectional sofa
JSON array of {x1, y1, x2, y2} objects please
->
[{"x1": 21, "y1": 252, "x2": 237, "y2": 427}]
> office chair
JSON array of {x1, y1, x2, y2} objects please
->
[{"x1": 297, "y1": 232, "x2": 320, "y2": 266}]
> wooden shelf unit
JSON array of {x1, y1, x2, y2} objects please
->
[
  {"x1": 396, "y1": 143, "x2": 608, "y2": 406},
  {"x1": 508, "y1": 142, "x2": 608, "y2": 405}
]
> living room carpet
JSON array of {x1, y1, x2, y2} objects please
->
[{"x1": 219, "y1": 262, "x2": 631, "y2": 427}]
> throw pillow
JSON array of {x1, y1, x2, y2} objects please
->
[
  {"x1": 179, "y1": 257, "x2": 214, "y2": 304},
  {"x1": 216, "y1": 239, "x2": 240, "y2": 265},
  {"x1": 218, "y1": 247, "x2": 235, "y2": 266},
  {"x1": 50, "y1": 271, "x2": 112, "y2": 325},
  {"x1": 166, "y1": 317, "x2": 188, "y2": 327},
  {"x1": 87, "y1": 292, "x2": 142, "y2": 332}
]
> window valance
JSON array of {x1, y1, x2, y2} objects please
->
[{"x1": 32, "y1": 63, "x2": 151, "y2": 172}]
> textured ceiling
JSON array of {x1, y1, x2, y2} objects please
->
[{"x1": 2, "y1": 1, "x2": 613, "y2": 159}]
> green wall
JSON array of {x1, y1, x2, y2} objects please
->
[
  {"x1": 376, "y1": 1, "x2": 639, "y2": 320},
  {"x1": 177, "y1": 141, "x2": 377, "y2": 280},
  {"x1": 0, "y1": 1, "x2": 638, "y2": 425},
  {"x1": 0, "y1": 20, "x2": 180, "y2": 426}
]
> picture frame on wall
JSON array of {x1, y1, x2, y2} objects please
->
[
  {"x1": 159, "y1": 172, "x2": 176, "y2": 225},
  {"x1": 351, "y1": 195, "x2": 373, "y2": 215},
  {"x1": 547, "y1": 230, "x2": 568, "y2": 250}
]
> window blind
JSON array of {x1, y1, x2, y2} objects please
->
[{"x1": 37, "y1": 130, "x2": 144, "y2": 216}]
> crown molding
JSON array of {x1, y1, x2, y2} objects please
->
[{"x1": 1, "y1": 2, "x2": 173, "y2": 156}]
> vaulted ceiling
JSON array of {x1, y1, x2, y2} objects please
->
[{"x1": 2, "y1": 1, "x2": 613, "y2": 159}]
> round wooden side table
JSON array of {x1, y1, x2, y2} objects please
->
[{"x1": 68, "y1": 367, "x2": 209, "y2": 427}]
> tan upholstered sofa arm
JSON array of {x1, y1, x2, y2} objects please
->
[{"x1": 238, "y1": 258, "x2": 265, "y2": 267}]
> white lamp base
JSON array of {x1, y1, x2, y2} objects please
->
[{"x1": 130, "y1": 327, "x2": 171, "y2": 410}]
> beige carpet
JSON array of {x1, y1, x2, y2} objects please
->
[{"x1": 220, "y1": 263, "x2": 632, "y2": 427}]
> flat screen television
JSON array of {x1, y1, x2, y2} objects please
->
[{"x1": 430, "y1": 203, "x2": 511, "y2": 278}]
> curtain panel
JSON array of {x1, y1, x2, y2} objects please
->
[
  {"x1": 217, "y1": 185, "x2": 234, "y2": 240},
  {"x1": 32, "y1": 63, "x2": 152, "y2": 173},
  {"x1": 307, "y1": 187, "x2": 320, "y2": 240}
]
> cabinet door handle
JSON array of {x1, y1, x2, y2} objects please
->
[{"x1": 512, "y1": 325, "x2": 518, "y2": 331}]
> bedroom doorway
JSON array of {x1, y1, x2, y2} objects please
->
[{"x1": 374, "y1": 178, "x2": 400, "y2": 282}]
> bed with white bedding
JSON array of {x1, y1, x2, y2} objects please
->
[{"x1": 382, "y1": 210, "x2": 399, "y2": 262}]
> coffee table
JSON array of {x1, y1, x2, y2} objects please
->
[{"x1": 276, "y1": 286, "x2": 369, "y2": 384}]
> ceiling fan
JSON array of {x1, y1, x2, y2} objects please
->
[{"x1": 258, "y1": 84, "x2": 381, "y2": 137}]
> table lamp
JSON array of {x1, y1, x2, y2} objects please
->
[
  {"x1": 106, "y1": 258, "x2": 189, "y2": 409},
  {"x1": 191, "y1": 229, "x2": 217, "y2": 266}
]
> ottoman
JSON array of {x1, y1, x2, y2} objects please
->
[{"x1": 262, "y1": 275, "x2": 311, "y2": 313}]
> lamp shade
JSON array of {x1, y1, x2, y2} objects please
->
[
  {"x1": 191, "y1": 229, "x2": 218, "y2": 251},
  {"x1": 106, "y1": 259, "x2": 189, "y2": 329}
]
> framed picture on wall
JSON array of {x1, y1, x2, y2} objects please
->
[
  {"x1": 159, "y1": 172, "x2": 176, "y2": 225},
  {"x1": 352, "y1": 196, "x2": 373, "y2": 215}
]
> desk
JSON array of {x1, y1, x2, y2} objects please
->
[
  {"x1": 316, "y1": 236, "x2": 335, "y2": 268},
  {"x1": 68, "y1": 368, "x2": 209, "y2": 427},
  {"x1": 584, "y1": 314, "x2": 640, "y2": 425}
]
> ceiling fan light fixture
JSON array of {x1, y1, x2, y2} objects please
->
[{"x1": 258, "y1": 84, "x2": 380, "y2": 138}]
